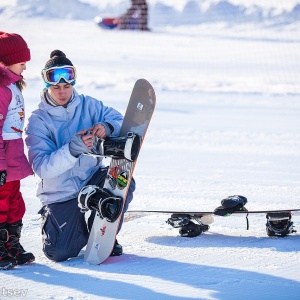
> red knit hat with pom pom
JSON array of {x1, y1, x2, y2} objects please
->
[{"x1": 0, "y1": 31, "x2": 30, "y2": 66}]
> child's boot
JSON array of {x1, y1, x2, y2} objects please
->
[
  {"x1": 0, "y1": 223, "x2": 17, "y2": 270},
  {"x1": 6, "y1": 221, "x2": 35, "y2": 265}
]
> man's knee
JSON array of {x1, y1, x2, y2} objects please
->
[
  {"x1": 42, "y1": 233, "x2": 87, "y2": 262},
  {"x1": 43, "y1": 247, "x2": 72, "y2": 262},
  {"x1": 39, "y1": 199, "x2": 89, "y2": 262}
]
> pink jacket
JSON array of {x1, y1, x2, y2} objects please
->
[{"x1": 0, "y1": 64, "x2": 33, "y2": 181}]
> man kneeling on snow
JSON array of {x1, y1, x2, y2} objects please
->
[{"x1": 25, "y1": 50, "x2": 135, "y2": 262}]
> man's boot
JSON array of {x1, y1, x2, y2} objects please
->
[
  {"x1": 6, "y1": 221, "x2": 35, "y2": 265},
  {"x1": 110, "y1": 240, "x2": 123, "y2": 256}
]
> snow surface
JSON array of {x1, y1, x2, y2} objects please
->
[{"x1": 1, "y1": 0, "x2": 300, "y2": 299}]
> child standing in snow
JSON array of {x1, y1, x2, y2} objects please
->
[{"x1": 0, "y1": 31, "x2": 35, "y2": 270}]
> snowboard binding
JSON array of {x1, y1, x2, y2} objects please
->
[
  {"x1": 266, "y1": 212, "x2": 296, "y2": 237},
  {"x1": 214, "y1": 195, "x2": 250, "y2": 229},
  {"x1": 89, "y1": 132, "x2": 141, "y2": 162},
  {"x1": 78, "y1": 185, "x2": 123, "y2": 223},
  {"x1": 214, "y1": 195, "x2": 248, "y2": 216},
  {"x1": 167, "y1": 214, "x2": 210, "y2": 237}
]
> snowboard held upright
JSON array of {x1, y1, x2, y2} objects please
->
[{"x1": 79, "y1": 79, "x2": 156, "y2": 264}]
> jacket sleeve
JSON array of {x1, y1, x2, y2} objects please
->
[
  {"x1": 86, "y1": 96, "x2": 123, "y2": 137},
  {"x1": 0, "y1": 86, "x2": 11, "y2": 171},
  {"x1": 25, "y1": 115, "x2": 78, "y2": 179},
  {"x1": 98, "y1": 105, "x2": 123, "y2": 137}
]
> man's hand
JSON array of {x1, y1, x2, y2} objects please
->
[
  {"x1": 91, "y1": 124, "x2": 106, "y2": 139},
  {"x1": 79, "y1": 129, "x2": 93, "y2": 150}
]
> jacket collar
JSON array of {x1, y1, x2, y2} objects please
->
[
  {"x1": 39, "y1": 88, "x2": 81, "y2": 118},
  {"x1": 0, "y1": 63, "x2": 22, "y2": 86}
]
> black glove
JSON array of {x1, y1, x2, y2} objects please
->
[{"x1": 0, "y1": 170, "x2": 7, "y2": 186}]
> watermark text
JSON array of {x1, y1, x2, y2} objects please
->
[{"x1": 1, "y1": 287, "x2": 28, "y2": 297}]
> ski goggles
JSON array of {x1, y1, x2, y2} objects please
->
[{"x1": 41, "y1": 65, "x2": 77, "y2": 86}]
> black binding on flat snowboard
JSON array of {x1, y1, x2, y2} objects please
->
[
  {"x1": 167, "y1": 214, "x2": 210, "y2": 237},
  {"x1": 266, "y1": 212, "x2": 296, "y2": 237}
]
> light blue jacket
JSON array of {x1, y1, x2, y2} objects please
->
[{"x1": 25, "y1": 89, "x2": 123, "y2": 206}]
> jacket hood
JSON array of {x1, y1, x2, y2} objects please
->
[{"x1": 0, "y1": 63, "x2": 22, "y2": 86}]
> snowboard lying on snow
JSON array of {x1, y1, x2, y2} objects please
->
[{"x1": 127, "y1": 195, "x2": 300, "y2": 238}]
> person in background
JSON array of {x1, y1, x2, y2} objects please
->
[
  {"x1": 25, "y1": 50, "x2": 135, "y2": 262},
  {"x1": 118, "y1": 0, "x2": 149, "y2": 31},
  {"x1": 0, "y1": 31, "x2": 35, "y2": 270}
]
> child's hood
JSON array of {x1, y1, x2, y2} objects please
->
[{"x1": 0, "y1": 63, "x2": 21, "y2": 86}]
